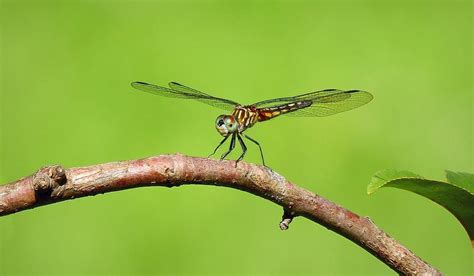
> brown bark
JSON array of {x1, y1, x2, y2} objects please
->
[{"x1": 0, "y1": 154, "x2": 441, "y2": 275}]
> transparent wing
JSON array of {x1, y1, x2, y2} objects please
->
[
  {"x1": 254, "y1": 89, "x2": 373, "y2": 117},
  {"x1": 131, "y1": 81, "x2": 239, "y2": 111}
]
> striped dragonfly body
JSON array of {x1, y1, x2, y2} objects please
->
[
  {"x1": 232, "y1": 106, "x2": 259, "y2": 132},
  {"x1": 255, "y1": 101, "x2": 312, "y2": 122},
  {"x1": 232, "y1": 101, "x2": 312, "y2": 133},
  {"x1": 131, "y1": 81, "x2": 373, "y2": 166}
]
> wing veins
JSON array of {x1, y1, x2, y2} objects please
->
[
  {"x1": 254, "y1": 89, "x2": 372, "y2": 117},
  {"x1": 131, "y1": 81, "x2": 239, "y2": 111}
]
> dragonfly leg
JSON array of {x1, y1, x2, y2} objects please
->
[
  {"x1": 220, "y1": 133, "x2": 236, "y2": 160},
  {"x1": 235, "y1": 134, "x2": 247, "y2": 167},
  {"x1": 208, "y1": 135, "x2": 230, "y2": 158},
  {"x1": 243, "y1": 134, "x2": 266, "y2": 167}
]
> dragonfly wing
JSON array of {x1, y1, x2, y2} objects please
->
[
  {"x1": 168, "y1": 82, "x2": 212, "y2": 97},
  {"x1": 131, "y1": 81, "x2": 239, "y2": 111},
  {"x1": 284, "y1": 90, "x2": 373, "y2": 117},
  {"x1": 254, "y1": 89, "x2": 373, "y2": 117}
]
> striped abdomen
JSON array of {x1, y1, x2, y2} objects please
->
[{"x1": 257, "y1": 101, "x2": 312, "y2": 122}]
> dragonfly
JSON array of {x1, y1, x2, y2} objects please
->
[{"x1": 131, "y1": 81, "x2": 373, "y2": 167}]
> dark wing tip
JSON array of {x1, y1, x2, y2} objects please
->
[
  {"x1": 346, "y1": 89, "x2": 366, "y2": 95},
  {"x1": 347, "y1": 90, "x2": 374, "y2": 103},
  {"x1": 345, "y1": 89, "x2": 372, "y2": 93},
  {"x1": 168, "y1": 81, "x2": 181, "y2": 87},
  {"x1": 131, "y1": 81, "x2": 149, "y2": 87}
]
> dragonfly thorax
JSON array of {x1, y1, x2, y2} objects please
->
[{"x1": 215, "y1": 115, "x2": 239, "y2": 137}]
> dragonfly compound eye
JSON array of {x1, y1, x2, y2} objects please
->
[
  {"x1": 217, "y1": 119, "x2": 225, "y2": 127},
  {"x1": 224, "y1": 116, "x2": 238, "y2": 133},
  {"x1": 215, "y1": 115, "x2": 238, "y2": 136},
  {"x1": 215, "y1": 115, "x2": 230, "y2": 136}
]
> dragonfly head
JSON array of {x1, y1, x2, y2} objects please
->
[{"x1": 215, "y1": 115, "x2": 238, "y2": 136}]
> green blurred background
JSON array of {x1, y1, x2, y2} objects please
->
[{"x1": 1, "y1": 0, "x2": 472, "y2": 275}]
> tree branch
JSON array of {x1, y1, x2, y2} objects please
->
[{"x1": 0, "y1": 154, "x2": 441, "y2": 275}]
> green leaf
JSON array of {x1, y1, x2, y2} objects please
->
[
  {"x1": 445, "y1": 171, "x2": 474, "y2": 193},
  {"x1": 368, "y1": 169, "x2": 474, "y2": 247}
]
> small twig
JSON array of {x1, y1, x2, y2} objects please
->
[
  {"x1": 0, "y1": 154, "x2": 441, "y2": 275},
  {"x1": 279, "y1": 209, "x2": 294, "y2": 230}
]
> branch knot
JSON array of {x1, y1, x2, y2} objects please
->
[
  {"x1": 279, "y1": 209, "x2": 295, "y2": 230},
  {"x1": 33, "y1": 165, "x2": 67, "y2": 192}
]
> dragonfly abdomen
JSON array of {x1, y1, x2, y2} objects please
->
[{"x1": 257, "y1": 101, "x2": 312, "y2": 122}]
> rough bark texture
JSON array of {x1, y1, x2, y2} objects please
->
[{"x1": 0, "y1": 154, "x2": 441, "y2": 275}]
